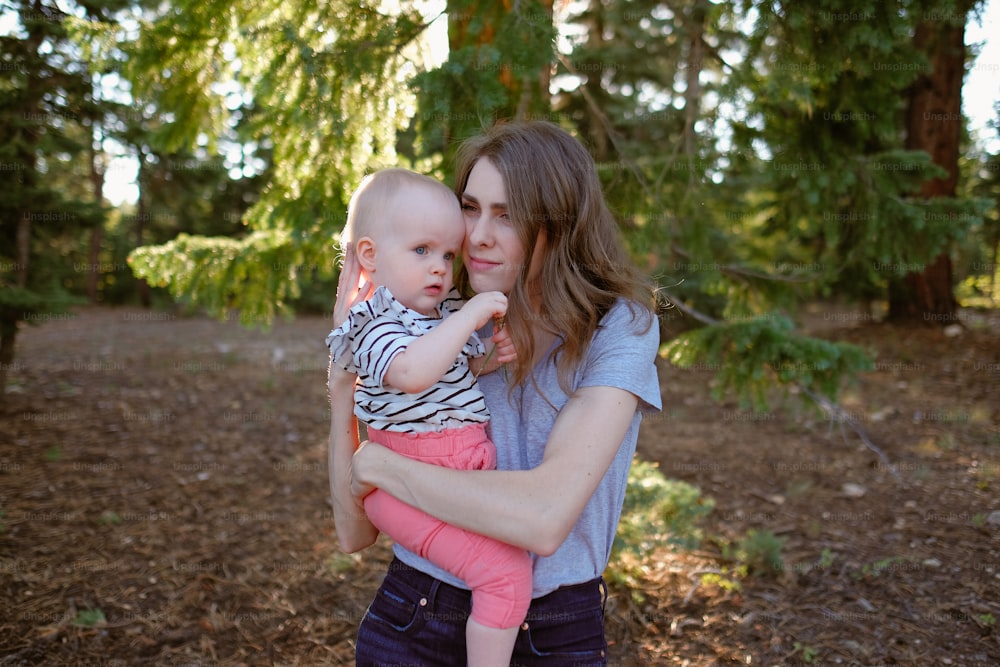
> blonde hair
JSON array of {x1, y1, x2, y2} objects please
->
[
  {"x1": 343, "y1": 168, "x2": 459, "y2": 247},
  {"x1": 453, "y1": 121, "x2": 655, "y2": 394}
]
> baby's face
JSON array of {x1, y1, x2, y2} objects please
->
[{"x1": 371, "y1": 186, "x2": 465, "y2": 316}]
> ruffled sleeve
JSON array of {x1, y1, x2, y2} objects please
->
[
  {"x1": 325, "y1": 319, "x2": 356, "y2": 373},
  {"x1": 325, "y1": 286, "x2": 402, "y2": 373}
]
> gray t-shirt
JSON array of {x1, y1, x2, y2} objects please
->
[{"x1": 393, "y1": 298, "x2": 663, "y2": 598}]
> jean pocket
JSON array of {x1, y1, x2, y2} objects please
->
[
  {"x1": 523, "y1": 607, "x2": 606, "y2": 659},
  {"x1": 365, "y1": 579, "x2": 425, "y2": 634}
]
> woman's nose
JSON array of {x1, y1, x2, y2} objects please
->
[{"x1": 467, "y1": 217, "x2": 492, "y2": 247}]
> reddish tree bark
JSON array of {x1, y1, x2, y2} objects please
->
[{"x1": 887, "y1": 12, "x2": 969, "y2": 323}]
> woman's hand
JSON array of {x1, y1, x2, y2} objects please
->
[
  {"x1": 350, "y1": 440, "x2": 389, "y2": 501},
  {"x1": 333, "y1": 242, "x2": 373, "y2": 327}
]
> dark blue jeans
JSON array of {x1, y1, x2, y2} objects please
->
[{"x1": 355, "y1": 557, "x2": 608, "y2": 666}]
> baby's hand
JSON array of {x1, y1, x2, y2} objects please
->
[{"x1": 461, "y1": 291, "x2": 508, "y2": 330}]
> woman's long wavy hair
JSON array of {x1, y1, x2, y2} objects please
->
[{"x1": 453, "y1": 120, "x2": 655, "y2": 394}]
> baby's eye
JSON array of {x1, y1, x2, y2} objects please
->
[
  {"x1": 414, "y1": 246, "x2": 427, "y2": 255},
  {"x1": 443, "y1": 252, "x2": 455, "y2": 261}
]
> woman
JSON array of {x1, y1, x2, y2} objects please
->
[{"x1": 328, "y1": 120, "x2": 662, "y2": 666}]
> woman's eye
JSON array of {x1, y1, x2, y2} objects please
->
[{"x1": 461, "y1": 203, "x2": 478, "y2": 214}]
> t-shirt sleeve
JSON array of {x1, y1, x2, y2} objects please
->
[
  {"x1": 578, "y1": 301, "x2": 662, "y2": 414},
  {"x1": 353, "y1": 317, "x2": 420, "y2": 387}
]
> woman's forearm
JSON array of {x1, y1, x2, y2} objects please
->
[
  {"x1": 359, "y1": 446, "x2": 553, "y2": 552},
  {"x1": 328, "y1": 368, "x2": 379, "y2": 552},
  {"x1": 356, "y1": 385, "x2": 639, "y2": 556}
]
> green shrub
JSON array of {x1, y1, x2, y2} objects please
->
[
  {"x1": 608, "y1": 457, "x2": 714, "y2": 588},
  {"x1": 730, "y1": 528, "x2": 786, "y2": 577}
]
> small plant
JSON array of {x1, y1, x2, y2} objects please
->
[
  {"x1": 978, "y1": 612, "x2": 996, "y2": 627},
  {"x1": 97, "y1": 510, "x2": 122, "y2": 526},
  {"x1": 44, "y1": 446, "x2": 63, "y2": 462},
  {"x1": 327, "y1": 552, "x2": 362, "y2": 575},
  {"x1": 73, "y1": 608, "x2": 106, "y2": 627},
  {"x1": 793, "y1": 641, "x2": 819, "y2": 663},
  {"x1": 700, "y1": 567, "x2": 745, "y2": 593},
  {"x1": 818, "y1": 548, "x2": 836, "y2": 569},
  {"x1": 857, "y1": 555, "x2": 908, "y2": 579},
  {"x1": 733, "y1": 529, "x2": 786, "y2": 577}
]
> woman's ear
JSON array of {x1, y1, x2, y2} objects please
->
[{"x1": 354, "y1": 236, "x2": 377, "y2": 274}]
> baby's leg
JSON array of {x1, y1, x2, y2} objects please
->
[
  {"x1": 466, "y1": 620, "x2": 518, "y2": 667},
  {"x1": 422, "y1": 528, "x2": 532, "y2": 667}
]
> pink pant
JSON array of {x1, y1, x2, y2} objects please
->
[{"x1": 364, "y1": 423, "x2": 532, "y2": 629}]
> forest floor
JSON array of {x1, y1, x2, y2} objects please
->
[{"x1": 1, "y1": 304, "x2": 998, "y2": 666}]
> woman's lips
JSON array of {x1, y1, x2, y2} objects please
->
[{"x1": 468, "y1": 256, "x2": 501, "y2": 272}]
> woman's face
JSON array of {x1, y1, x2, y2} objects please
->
[{"x1": 461, "y1": 158, "x2": 543, "y2": 295}]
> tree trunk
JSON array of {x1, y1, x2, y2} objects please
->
[
  {"x1": 682, "y1": 1, "x2": 707, "y2": 184},
  {"x1": 87, "y1": 125, "x2": 105, "y2": 304},
  {"x1": 446, "y1": 0, "x2": 553, "y2": 142},
  {"x1": 135, "y1": 153, "x2": 152, "y2": 308},
  {"x1": 887, "y1": 12, "x2": 967, "y2": 323}
]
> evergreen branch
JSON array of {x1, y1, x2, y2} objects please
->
[
  {"x1": 659, "y1": 287, "x2": 717, "y2": 327},
  {"x1": 659, "y1": 288, "x2": 899, "y2": 482},
  {"x1": 555, "y1": 51, "x2": 658, "y2": 206},
  {"x1": 562, "y1": 52, "x2": 817, "y2": 288},
  {"x1": 670, "y1": 244, "x2": 820, "y2": 284}
]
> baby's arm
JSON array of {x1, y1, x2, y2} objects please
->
[{"x1": 384, "y1": 292, "x2": 507, "y2": 394}]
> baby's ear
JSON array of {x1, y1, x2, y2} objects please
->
[{"x1": 354, "y1": 236, "x2": 377, "y2": 274}]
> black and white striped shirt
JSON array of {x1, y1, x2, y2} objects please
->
[{"x1": 326, "y1": 286, "x2": 490, "y2": 433}]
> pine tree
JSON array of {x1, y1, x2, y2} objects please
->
[
  {"x1": 888, "y1": 0, "x2": 982, "y2": 322},
  {"x1": 77, "y1": 0, "x2": 429, "y2": 324},
  {"x1": 0, "y1": 0, "x2": 107, "y2": 404}
]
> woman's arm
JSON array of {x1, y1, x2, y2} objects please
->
[
  {"x1": 328, "y1": 364, "x2": 379, "y2": 552},
  {"x1": 352, "y1": 384, "x2": 638, "y2": 556},
  {"x1": 327, "y1": 242, "x2": 378, "y2": 552}
]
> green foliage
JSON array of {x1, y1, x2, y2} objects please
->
[
  {"x1": 129, "y1": 230, "x2": 333, "y2": 326},
  {"x1": 662, "y1": 315, "x2": 873, "y2": 411},
  {"x1": 97, "y1": 510, "x2": 123, "y2": 526},
  {"x1": 793, "y1": 642, "x2": 820, "y2": 664},
  {"x1": 414, "y1": 0, "x2": 557, "y2": 162},
  {"x1": 608, "y1": 457, "x2": 714, "y2": 588},
  {"x1": 73, "y1": 608, "x2": 106, "y2": 627},
  {"x1": 54, "y1": 0, "x2": 997, "y2": 413},
  {"x1": 1, "y1": 1, "x2": 105, "y2": 325},
  {"x1": 728, "y1": 528, "x2": 786, "y2": 578},
  {"x1": 72, "y1": 0, "x2": 422, "y2": 322},
  {"x1": 699, "y1": 568, "x2": 744, "y2": 594}
]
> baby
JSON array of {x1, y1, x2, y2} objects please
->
[{"x1": 326, "y1": 168, "x2": 531, "y2": 666}]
